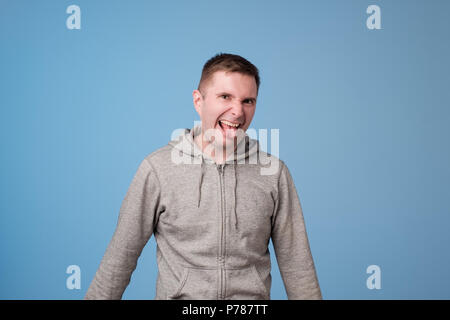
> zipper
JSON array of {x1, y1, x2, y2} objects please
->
[{"x1": 217, "y1": 164, "x2": 226, "y2": 299}]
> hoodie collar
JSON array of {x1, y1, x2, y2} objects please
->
[{"x1": 169, "y1": 123, "x2": 260, "y2": 229}]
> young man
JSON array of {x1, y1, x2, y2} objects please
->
[{"x1": 84, "y1": 53, "x2": 322, "y2": 300}]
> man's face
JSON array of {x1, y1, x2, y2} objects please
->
[{"x1": 193, "y1": 70, "x2": 257, "y2": 150}]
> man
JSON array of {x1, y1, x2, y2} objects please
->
[{"x1": 84, "y1": 53, "x2": 322, "y2": 300}]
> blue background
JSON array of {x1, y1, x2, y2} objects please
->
[{"x1": 1, "y1": 0, "x2": 449, "y2": 299}]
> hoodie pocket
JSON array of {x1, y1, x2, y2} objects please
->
[
  {"x1": 168, "y1": 266, "x2": 218, "y2": 300},
  {"x1": 225, "y1": 265, "x2": 270, "y2": 300}
]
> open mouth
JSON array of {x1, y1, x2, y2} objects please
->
[{"x1": 218, "y1": 119, "x2": 241, "y2": 130}]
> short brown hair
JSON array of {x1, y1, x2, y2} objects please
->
[{"x1": 197, "y1": 53, "x2": 260, "y2": 95}]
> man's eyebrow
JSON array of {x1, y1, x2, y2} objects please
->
[{"x1": 216, "y1": 92, "x2": 257, "y2": 101}]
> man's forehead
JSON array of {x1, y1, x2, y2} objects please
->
[{"x1": 207, "y1": 71, "x2": 257, "y2": 96}]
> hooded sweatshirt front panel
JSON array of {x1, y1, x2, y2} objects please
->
[{"x1": 84, "y1": 123, "x2": 322, "y2": 300}]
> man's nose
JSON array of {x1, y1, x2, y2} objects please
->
[{"x1": 230, "y1": 102, "x2": 244, "y2": 118}]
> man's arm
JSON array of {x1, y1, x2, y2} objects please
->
[
  {"x1": 271, "y1": 161, "x2": 322, "y2": 300},
  {"x1": 84, "y1": 158, "x2": 161, "y2": 299}
]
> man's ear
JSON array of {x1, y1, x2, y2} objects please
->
[{"x1": 193, "y1": 89, "x2": 203, "y2": 117}]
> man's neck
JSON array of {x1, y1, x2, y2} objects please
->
[{"x1": 194, "y1": 132, "x2": 237, "y2": 164}]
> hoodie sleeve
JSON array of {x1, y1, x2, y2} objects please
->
[
  {"x1": 84, "y1": 158, "x2": 161, "y2": 300},
  {"x1": 271, "y1": 161, "x2": 322, "y2": 300}
]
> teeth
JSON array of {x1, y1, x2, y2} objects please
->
[{"x1": 220, "y1": 120, "x2": 240, "y2": 128}]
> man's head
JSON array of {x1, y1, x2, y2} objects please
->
[{"x1": 193, "y1": 53, "x2": 260, "y2": 156}]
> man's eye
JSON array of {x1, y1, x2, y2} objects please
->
[
  {"x1": 244, "y1": 99, "x2": 254, "y2": 104},
  {"x1": 221, "y1": 95, "x2": 229, "y2": 99}
]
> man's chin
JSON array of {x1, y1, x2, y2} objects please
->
[
  {"x1": 224, "y1": 128, "x2": 246, "y2": 142},
  {"x1": 204, "y1": 127, "x2": 246, "y2": 150}
]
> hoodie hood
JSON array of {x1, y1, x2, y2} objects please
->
[{"x1": 168, "y1": 123, "x2": 260, "y2": 229}]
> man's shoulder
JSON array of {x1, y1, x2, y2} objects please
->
[{"x1": 141, "y1": 144, "x2": 174, "y2": 167}]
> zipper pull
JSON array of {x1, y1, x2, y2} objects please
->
[{"x1": 217, "y1": 164, "x2": 224, "y2": 175}]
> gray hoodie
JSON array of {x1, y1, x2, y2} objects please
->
[{"x1": 84, "y1": 124, "x2": 322, "y2": 300}]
